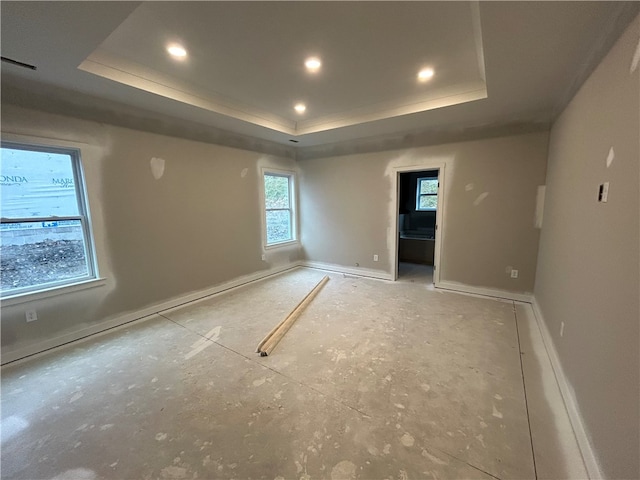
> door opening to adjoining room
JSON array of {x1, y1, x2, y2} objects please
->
[{"x1": 396, "y1": 169, "x2": 440, "y2": 285}]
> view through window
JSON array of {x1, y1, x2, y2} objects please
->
[
  {"x1": 263, "y1": 172, "x2": 294, "y2": 245},
  {"x1": 0, "y1": 143, "x2": 96, "y2": 296},
  {"x1": 416, "y1": 177, "x2": 438, "y2": 211}
]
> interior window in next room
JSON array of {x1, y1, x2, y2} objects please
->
[{"x1": 416, "y1": 177, "x2": 438, "y2": 211}]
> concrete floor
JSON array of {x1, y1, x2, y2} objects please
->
[
  {"x1": 397, "y1": 263, "x2": 434, "y2": 285},
  {"x1": 1, "y1": 267, "x2": 587, "y2": 480}
]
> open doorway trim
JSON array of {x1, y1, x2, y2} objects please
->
[{"x1": 391, "y1": 162, "x2": 446, "y2": 284}]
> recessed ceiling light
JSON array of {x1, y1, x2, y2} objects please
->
[
  {"x1": 305, "y1": 57, "x2": 322, "y2": 72},
  {"x1": 167, "y1": 44, "x2": 187, "y2": 59},
  {"x1": 294, "y1": 103, "x2": 307, "y2": 114},
  {"x1": 418, "y1": 67, "x2": 435, "y2": 81}
]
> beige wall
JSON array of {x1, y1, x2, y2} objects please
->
[
  {"x1": 299, "y1": 131, "x2": 548, "y2": 293},
  {"x1": 534, "y1": 16, "x2": 639, "y2": 479},
  {"x1": 1, "y1": 105, "x2": 300, "y2": 363}
]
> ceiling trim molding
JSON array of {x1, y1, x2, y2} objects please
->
[
  {"x1": 79, "y1": 51, "x2": 298, "y2": 135},
  {"x1": 80, "y1": 50, "x2": 487, "y2": 137},
  {"x1": 0, "y1": 77, "x2": 297, "y2": 160},
  {"x1": 295, "y1": 82, "x2": 487, "y2": 135},
  {"x1": 470, "y1": 1, "x2": 487, "y2": 83},
  {"x1": 295, "y1": 120, "x2": 551, "y2": 161},
  {"x1": 1, "y1": 74, "x2": 549, "y2": 163}
]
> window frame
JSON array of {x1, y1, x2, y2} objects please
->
[
  {"x1": 261, "y1": 168, "x2": 297, "y2": 248},
  {"x1": 0, "y1": 141, "x2": 99, "y2": 298},
  {"x1": 416, "y1": 177, "x2": 439, "y2": 211}
]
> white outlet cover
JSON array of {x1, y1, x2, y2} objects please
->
[
  {"x1": 26, "y1": 310, "x2": 38, "y2": 322},
  {"x1": 601, "y1": 182, "x2": 609, "y2": 203},
  {"x1": 510, "y1": 269, "x2": 519, "y2": 278}
]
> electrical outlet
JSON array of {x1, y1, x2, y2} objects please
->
[
  {"x1": 261, "y1": 254, "x2": 266, "y2": 261},
  {"x1": 26, "y1": 310, "x2": 38, "y2": 322},
  {"x1": 560, "y1": 321, "x2": 565, "y2": 337},
  {"x1": 373, "y1": 254, "x2": 379, "y2": 262},
  {"x1": 598, "y1": 182, "x2": 610, "y2": 202},
  {"x1": 510, "y1": 269, "x2": 519, "y2": 278}
]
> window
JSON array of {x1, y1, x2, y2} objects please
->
[
  {"x1": 416, "y1": 177, "x2": 438, "y2": 211},
  {"x1": 1, "y1": 142, "x2": 97, "y2": 297},
  {"x1": 263, "y1": 171, "x2": 296, "y2": 246}
]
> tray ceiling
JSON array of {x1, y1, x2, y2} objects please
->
[
  {"x1": 79, "y1": 2, "x2": 487, "y2": 136},
  {"x1": 1, "y1": 1, "x2": 637, "y2": 153}
]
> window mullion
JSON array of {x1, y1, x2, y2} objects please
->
[{"x1": 1, "y1": 216, "x2": 83, "y2": 224}]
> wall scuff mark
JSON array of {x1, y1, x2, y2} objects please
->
[
  {"x1": 473, "y1": 192, "x2": 489, "y2": 206},
  {"x1": 630, "y1": 37, "x2": 640, "y2": 73},
  {"x1": 606, "y1": 147, "x2": 615, "y2": 168},
  {"x1": 535, "y1": 185, "x2": 546, "y2": 229},
  {"x1": 150, "y1": 157, "x2": 165, "y2": 180}
]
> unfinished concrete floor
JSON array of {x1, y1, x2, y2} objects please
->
[
  {"x1": 397, "y1": 263, "x2": 434, "y2": 285},
  {"x1": 1, "y1": 268, "x2": 586, "y2": 479}
]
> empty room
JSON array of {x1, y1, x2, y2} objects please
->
[{"x1": 1, "y1": 2, "x2": 638, "y2": 479}]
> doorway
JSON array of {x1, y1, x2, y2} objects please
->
[{"x1": 393, "y1": 166, "x2": 444, "y2": 285}]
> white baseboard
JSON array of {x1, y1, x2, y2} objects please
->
[
  {"x1": 301, "y1": 261, "x2": 393, "y2": 281},
  {"x1": 531, "y1": 298, "x2": 603, "y2": 479},
  {"x1": 1, "y1": 262, "x2": 302, "y2": 366},
  {"x1": 436, "y1": 280, "x2": 533, "y2": 303}
]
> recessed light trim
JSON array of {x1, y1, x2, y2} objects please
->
[
  {"x1": 294, "y1": 103, "x2": 307, "y2": 114},
  {"x1": 167, "y1": 44, "x2": 187, "y2": 59},
  {"x1": 305, "y1": 57, "x2": 322, "y2": 72},
  {"x1": 417, "y1": 67, "x2": 435, "y2": 81}
]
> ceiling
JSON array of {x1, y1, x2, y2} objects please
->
[{"x1": 1, "y1": 2, "x2": 638, "y2": 158}]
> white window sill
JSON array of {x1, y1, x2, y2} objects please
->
[
  {"x1": 1, "y1": 278, "x2": 107, "y2": 307},
  {"x1": 265, "y1": 240, "x2": 299, "y2": 250}
]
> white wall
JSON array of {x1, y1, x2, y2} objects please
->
[
  {"x1": 298, "y1": 132, "x2": 548, "y2": 294},
  {"x1": 534, "y1": 15, "x2": 639, "y2": 479},
  {"x1": 1, "y1": 105, "x2": 301, "y2": 364}
]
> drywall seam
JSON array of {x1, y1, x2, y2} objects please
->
[
  {"x1": 629, "y1": 35, "x2": 640, "y2": 73},
  {"x1": 1, "y1": 261, "x2": 302, "y2": 366},
  {"x1": 436, "y1": 281, "x2": 533, "y2": 303},
  {"x1": 531, "y1": 298, "x2": 603, "y2": 479},
  {"x1": 470, "y1": 0, "x2": 487, "y2": 82},
  {"x1": 535, "y1": 185, "x2": 546, "y2": 229},
  {"x1": 302, "y1": 261, "x2": 393, "y2": 281}
]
